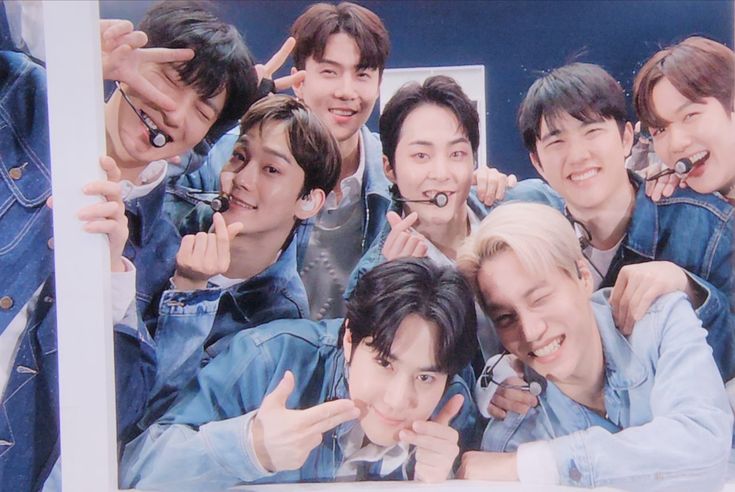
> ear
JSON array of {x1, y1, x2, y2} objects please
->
[
  {"x1": 342, "y1": 323, "x2": 353, "y2": 364},
  {"x1": 529, "y1": 152, "x2": 545, "y2": 179},
  {"x1": 383, "y1": 154, "x2": 397, "y2": 184},
  {"x1": 576, "y1": 259, "x2": 594, "y2": 295},
  {"x1": 622, "y1": 121, "x2": 635, "y2": 156},
  {"x1": 294, "y1": 188, "x2": 326, "y2": 220},
  {"x1": 291, "y1": 67, "x2": 304, "y2": 99}
]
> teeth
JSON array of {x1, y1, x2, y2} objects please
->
[
  {"x1": 140, "y1": 111, "x2": 159, "y2": 130},
  {"x1": 330, "y1": 109, "x2": 355, "y2": 116},
  {"x1": 232, "y1": 196, "x2": 256, "y2": 209},
  {"x1": 570, "y1": 169, "x2": 599, "y2": 182},
  {"x1": 689, "y1": 151, "x2": 709, "y2": 165},
  {"x1": 533, "y1": 337, "x2": 562, "y2": 357}
]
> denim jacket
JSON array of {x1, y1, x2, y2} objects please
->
[
  {"x1": 0, "y1": 50, "x2": 156, "y2": 491},
  {"x1": 482, "y1": 290, "x2": 733, "y2": 491},
  {"x1": 602, "y1": 172, "x2": 735, "y2": 379},
  {"x1": 141, "y1": 227, "x2": 308, "y2": 427},
  {"x1": 121, "y1": 318, "x2": 478, "y2": 490},
  {"x1": 346, "y1": 179, "x2": 563, "y2": 296}
]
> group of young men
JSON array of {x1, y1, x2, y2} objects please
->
[{"x1": 1, "y1": 1, "x2": 734, "y2": 490}]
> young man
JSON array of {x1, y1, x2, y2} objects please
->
[
  {"x1": 179, "y1": 2, "x2": 393, "y2": 320},
  {"x1": 141, "y1": 95, "x2": 341, "y2": 425},
  {"x1": 120, "y1": 258, "x2": 479, "y2": 488},
  {"x1": 105, "y1": 1, "x2": 258, "y2": 318},
  {"x1": 456, "y1": 202, "x2": 732, "y2": 490},
  {"x1": 517, "y1": 62, "x2": 734, "y2": 374},
  {"x1": 634, "y1": 36, "x2": 735, "y2": 201},
  {"x1": 348, "y1": 75, "x2": 560, "y2": 362}
]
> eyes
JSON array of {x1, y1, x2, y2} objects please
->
[
  {"x1": 651, "y1": 111, "x2": 701, "y2": 138},
  {"x1": 318, "y1": 66, "x2": 374, "y2": 81},
  {"x1": 156, "y1": 67, "x2": 217, "y2": 122},
  {"x1": 492, "y1": 292, "x2": 552, "y2": 329},
  {"x1": 409, "y1": 149, "x2": 470, "y2": 162},
  {"x1": 227, "y1": 148, "x2": 282, "y2": 176},
  {"x1": 373, "y1": 357, "x2": 437, "y2": 385}
]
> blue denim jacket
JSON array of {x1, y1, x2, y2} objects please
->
[
  {"x1": 602, "y1": 172, "x2": 735, "y2": 379},
  {"x1": 120, "y1": 318, "x2": 479, "y2": 490},
  {"x1": 0, "y1": 50, "x2": 156, "y2": 491},
  {"x1": 141, "y1": 221, "x2": 309, "y2": 427},
  {"x1": 482, "y1": 290, "x2": 733, "y2": 491},
  {"x1": 346, "y1": 179, "x2": 563, "y2": 297}
]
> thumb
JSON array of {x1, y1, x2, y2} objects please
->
[
  {"x1": 99, "y1": 155, "x2": 121, "y2": 182},
  {"x1": 507, "y1": 174, "x2": 518, "y2": 187},
  {"x1": 227, "y1": 221, "x2": 244, "y2": 240},
  {"x1": 433, "y1": 393, "x2": 463, "y2": 426},
  {"x1": 386, "y1": 210, "x2": 403, "y2": 227},
  {"x1": 262, "y1": 370, "x2": 295, "y2": 410}
]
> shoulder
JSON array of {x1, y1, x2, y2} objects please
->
[
  {"x1": 503, "y1": 179, "x2": 564, "y2": 210},
  {"x1": 232, "y1": 317, "x2": 343, "y2": 352},
  {"x1": 655, "y1": 186, "x2": 734, "y2": 224}
]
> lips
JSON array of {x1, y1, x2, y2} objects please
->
[
  {"x1": 329, "y1": 107, "x2": 357, "y2": 117},
  {"x1": 568, "y1": 168, "x2": 600, "y2": 183},
  {"x1": 139, "y1": 109, "x2": 172, "y2": 143},
  {"x1": 371, "y1": 406, "x2": 404, "y2": 427},
  {"x1": 529, "y1": 335, "x2": 565, "y2": 360},
  {"x1": 684, "y1": 150, "x2": 710, "y2": 178},
  {"x1": 230, "y1": 194, "x2": 257, "y2": 210}
]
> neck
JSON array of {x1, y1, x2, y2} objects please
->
[
  {"x1": 569, "y1": 181, "x2": 636, "y2": 250},
  {"x1": 338, "y1": 133, "x2": 361, "y2": 186},
  {"x1": 413, "y1": 206, "x2": 469, "y2": 261},
  {"x1": 224, "y1": 224, "x2": 291, "y2": 279},
  {"x1": 554, "y1": 313, "x2": 606, "y2": 412},
  {"x1": 105, "y1": 94, "x2": 149, "y2": 184}
]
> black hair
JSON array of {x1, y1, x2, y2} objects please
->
[
  {"x1": 379, "y1": 75, "x2": 479, "y2": 171},
  {"x1": 139, "y1": 1, "x2": 258, "y2": 136},
  {"x1": 342, "y1": 257, "x2": 477, "y2": 377},
  {"x1": 291, "y1": 2, "x2": 390, "y2": 74},
  {"x1": 517, "y1": 63, "x2": 627, "y2": 154}
]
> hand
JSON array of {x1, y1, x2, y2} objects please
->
[
  {"x1": 472, "y1": 166, "x2": 517, "y2": 206},
  {"x1": 100, "y1": 19, "x2": 194, "y2": 111},
  {"x1": 610, "y1": 261, "x2": 692, "y2": 334},
  {"x1": 381, "y1": 211, "x2": 428, "y2": 260},
  {"x1": 486, "y1": 354, "x2": 537, "y2": 419},
  {"x1": 644, "y1": 161, "x2": 684, "y2": 202},
  {"x1": 457, "y1": 451, "x2": 518, "y2": 481},
  {"x1": 400, "y1": 394, "x2": 463, "y2": 483},
  {"x1": 77, "y1": 156, "x2": 127, "y2": 273},
  {"x1": 255, "y1": 37, "x2": 306, "y2": 92},
  {"x1": 172, "y1": 212, "x2": 244, "y2": 290},
  {"x1": 251, "y1": 371, "x2": 359, "y2": 472}
]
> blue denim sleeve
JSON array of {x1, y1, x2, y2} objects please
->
[
  {"x1": 546, "y1": 294, "x2": 732, "y2": 490},
  {"x1": 139, "y1": 288, "x2": 221, "y2": 429},
  {"x1": 344, "y1": 229, "x2": 388, "y2": 300},
  {"x1": 120, "y1": 328, "x2": 276, "y2": 490}
]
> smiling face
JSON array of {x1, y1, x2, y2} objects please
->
[
  {"x1": 219, "y1": 121, "x2": 313, "y2": 237},
  {"x1": 385, "y1": 103, "x2": 474, "y2": 227},
  {"x1": 107, "y1": 62, "x2": 225, "y2": 169},
  {"x1": 478, "y1": 249, "x2": 598, "y2": 386},
  {"x1": 343, "y1": 314, "x2": 448, "y2": 446},
  {"x1": 530, "y1": 112, "x2": 633, "y2": 213},
  {"x1": 650, "y1": 77, "x2": 735, "y2": 195},
  {"x1": 293, "y1": 32, "x2": 380, "y2": 151}
]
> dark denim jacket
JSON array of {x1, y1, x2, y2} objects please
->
[
  {"x1": 0, "y1": 50, "x2": 156, "y2": 491},
  {"x1": 121, "y1": 318, "x2": 479, "y2": 489},
  {"x1": 601, "y1": 172, "x2": 735, "y2": 379}
]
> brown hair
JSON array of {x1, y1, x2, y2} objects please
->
[
  {"x1": 290, "y1": 2, "x2": 390, "y2": 74},
  {"x1": 634, "y1": 36, "x2": 735, "y2": 130}
]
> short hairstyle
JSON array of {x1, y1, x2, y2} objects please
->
[
  {"x1": 140, "y1": 1, "x2": 258, "y2": 135},
  {"x1": 343, "y1": 257, "x2": 477, "y2": 377},
  {"x1": 517, "y1": 63, "x2": 627, "y2": 154},
  {"x1": 290, "y1": 2, "x2": 390, "y2": 74},
  {"x1": 380, "y1": 75, "x2": 480, "y2": 169},
  {"x1": 457, "y1": 202, "x2": 582, "y2": 315},
  {"x1": 634, "y1": 36, "x2": 735, "y2": 130},
  {"x1": 238, "y1": 94, "x2": 341, "y2": 197}
]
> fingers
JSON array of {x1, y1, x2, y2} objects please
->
[
  {"x1": 276, "y1": 70, "x2": 305, "y2": 91},
  {"x1": 212, "y1": 212, "x2": 230, "y2": 261},
  {"x1": 262, "y1": 370, "x2": 296, "y2": 410},
  {"x1": 261, "y1": 37, "x2": 296, "y2": 78},
  {"x1": 487, "y1": 402, "x2": 507, "y2": 420},
  {"x1": 433, "y1": 394, "x2": 463, "y2": 426},
  {"x1": 99, "y1": 155, "x2": 121, "y2": 182},
  {"x1": 490, "y1": 382, "x2": 536, "y2": 415},
  {"x1": 304, "y1": 400, "x2": 360, "y2": 434},
  {"x1": 142, "y1": 47, "x2": 195, "y2": 64},
  {"x1": 82, "y1": 180, "x2": 122, "y2": 204},
  {"x1": 507, "y1": 174, "x2": 518, "y2": 188}
]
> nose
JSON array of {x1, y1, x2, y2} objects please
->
[
  {"x1": 666, "y1": 123, "x2": 692, "y2": 157},
  {"x1": 162, "y1": 91, "x2": 196, "y2": 129},
  {"x1": 518, "y1": 309, "x2": 547, "y2": 344},
  {"x1": 382, "y1": 374, "x2": 416, "y2": 412},
  {"x1": 427, "y1": 155, "x2": 450, "y2": 181},
  {"x1": 567, "y1": 137, "x2": 593, "y2": 166},
  {"x1": 232, "y1": 159, "x2": 258, "y2": 190},
  {"x1": 334, "y1": 73, "x2": 358, "y2": 100}
]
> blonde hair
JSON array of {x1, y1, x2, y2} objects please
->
[{"x1": 457, "y1": 202, "x2": 582, "y2": 311}]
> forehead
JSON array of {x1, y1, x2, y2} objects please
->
[
  {"x1": 158, "y1": 63, "x2": 228, "y2": 113},
  {"x1": 309, "y1": 32, "x2": 362, "y2": 67},
  {"x1": 398, "y1": 104, "x2": 466, "y2": 145},
  {"x1": 242, "y1": 120, "x2": 292, "y2": 153},
  {"x1": 478, "y1": 251, "x2": 548, "y2": 303},
  {"x1": 377, "y1": 314, "x2": 440, "y2": 369},
  {"x1": 650, "y1": 77, "x2": 695, "y2": 117}
]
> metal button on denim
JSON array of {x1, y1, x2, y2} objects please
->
[
  {"x1": 8, "y1": 165, "x2": 25, "y2": 180},
  {"x1": 47, "y1": 237, "x2": 54, "y2": 250},
  {"x1": 0, "y1": 296, "x2": 13, "y2": 310}
]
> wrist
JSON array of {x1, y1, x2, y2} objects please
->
[
  {"x1": 171, "y1": 273, "x2": 207, "y2": 291},
  {"x1": 251, "y1": 415, "x2": 275, "y2": 473}
]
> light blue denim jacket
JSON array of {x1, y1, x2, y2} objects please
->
[
  {"x1": 482, "y1": 290, "x2": 733, "y2": 491},
  {"x1": 121, "y1": 318, "x2": 479, "y2": 490}
]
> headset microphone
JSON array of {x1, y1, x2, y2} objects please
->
[
  {"x1": 645, "y1": 157, "x2": 694, "y2": 182},
  {"x1": 180, "y1": 190, "x2": 231, "y2": 212},
  {"x1": 395, "y1": 192, "x2": 449, "y2": 208},
  {"x1": 114, "y1": 81, "x2": 172, "y2": 149},
  {"x1": 209, "y1": 194, "x2": 230, "y2": 213}
]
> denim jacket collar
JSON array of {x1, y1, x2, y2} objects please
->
[
  {"x1": 623, "y1": 171, "x2": 657, "y2": 260},
  {"x1": 591, "y1": 288, "x2": 648, "y2": 391},
  {"x1": 360, "y1": 126, "x2": 391, "y2": 202},
  {"x1": 126, "y1": 178, "x2": 167, "y2": 244}
]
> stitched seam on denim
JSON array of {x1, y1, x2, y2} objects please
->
[
  {"x1": 0, "y1": 190, "x2": 12, "y2": 216},
  {"x1": 0, "y1": 104, "x2": 50, "y2": 200},
  {"x1": 0, "y1": 204, "x2": 44, "y2": 255},
  {"x1": 702, "y1": 219, "x2": 727, "y2": 279},
  {"x1": 0, "y1": 56, "x2": 32, "y2": 105},
  {"x1": 657, "y1": 196, "x2": 732, "y2": 222},
  {"x1": 0, "y1": 405, "x2": 15, "y2": 457}
]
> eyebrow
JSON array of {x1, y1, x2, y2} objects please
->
[
  {"x1": 674, "y1": 100, "x2": 697, "y2": 114},
  {"x1": 384, "y1": 352, "x2": 441, "y2": 373},
  {"x1": 485, "y1": 283, "x2": 547, "y2": 312},
  {"x1": 262, "y1": 145, "x2": 295, "y2": 165}
]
